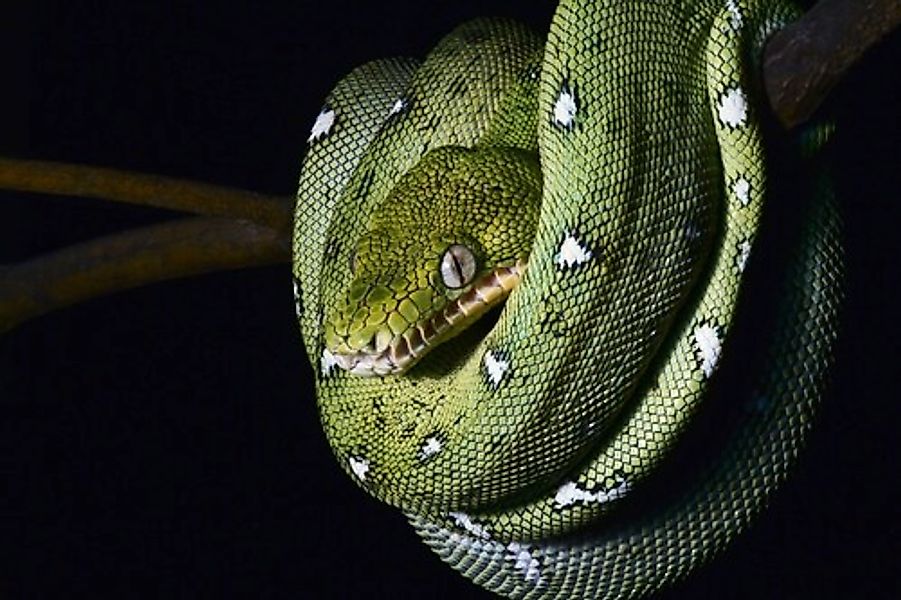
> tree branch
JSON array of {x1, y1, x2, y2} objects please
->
[
  {"x1": 0, "y1": 158, "x2": 293, "y2": 234},
  {"x1": 0, "y1": 217, "x2": 289, "y2": 332},
  {"x1": 764, "y1": 0, "x2": 901, "y2": 128}
]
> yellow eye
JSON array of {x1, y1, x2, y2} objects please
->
[{"x1": 440, "y1": 244, "x2": 476, "y2": 289}]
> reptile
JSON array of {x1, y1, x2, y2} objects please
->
[{"x1": 292, "y1": 0, "x2": 843, "y2": 598}]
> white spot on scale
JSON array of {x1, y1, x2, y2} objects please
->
[
  {"x1": 308, "y1": 108, "x2": 336, "y2": 143},
  {"x1": 320, "y1": 348, "x2": 339, "y2": 377},
  {"x1": 388, "y1": 97, "x2": 408, "y2": 116},
  {"x1": 292, "y1": 279, "x2": 302, "y2": 317},
  {"x1": 733, "y1": 177, "x2": 751, "y2": 206},
  {"x1": 737, "y1": 240, "x2": 752, "y2": 273},
  {"x1": 444, "y1": 530, "x2": 497, "y2": 559},
  {"x1": 693, "y1": 323, "x2": 723, "y2": 379},
  {"x1": 505, "y1": 542, "x2": 545, "y2": 586},
  {"x1": 718, "y1": 87, "x2": 748, "y2": 128},
  {"x1": 448, "y1": 511, "x2": 491, "y2": 540},
  {"x1": 483, "y1": 350, "x2": 510, "y2": 388},
  {"x1": 553, "y1": 84, "x2": 577, "y2": 129},
  {"x1": 419, "y1": 436, "x2": 443, "y2": 460},
  {"x1": 553, "y1": 479, "x2": 631, "y2": 509},
  {"x1": 726, "y1": 0, "x2": 743, "y2": 30},
  {"x1": 555, "y1": 233, "x2": 592, "y2": 268},
  {"x1": 348, "y1": 456, "x2": 370, "y2": 482}
]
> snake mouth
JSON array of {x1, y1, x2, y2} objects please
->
[{"x1": 333, "y1": 259, "x2": 526, "y2": 377}]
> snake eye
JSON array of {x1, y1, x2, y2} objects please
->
[
  {"x1": 440, "y1": 244, "x2": 477, "y2": 289},
  {"x1": 348, "y1": 249, "x2": 357, "y2": 274}
]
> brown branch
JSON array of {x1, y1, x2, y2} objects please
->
[
  {"x1": 0, "y1": 158, "x2": 294, "y2": 234},
  {"x1": 0, "y1": 217, "x2": 289, "y2": 332},
  {"x1": 764, "y1": 0, "x2": 901, "y2": 128}
]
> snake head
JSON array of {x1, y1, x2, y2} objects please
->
[{"x1": 323, "y1": 145, "x2": 541, "y2": 377}]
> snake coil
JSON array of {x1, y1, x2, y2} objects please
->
[{"x1": 293, "y1": 1, "x2": 842, "y2": 597}]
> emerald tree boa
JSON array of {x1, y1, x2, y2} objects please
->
[{"x1": 293, "y1": 0, "x2": 842, "y2": 597}]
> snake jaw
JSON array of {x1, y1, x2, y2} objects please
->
[
  {"x1": 334, "y1": 349, "x2": 398, "y2": 377},
  {"x1": 329, "y1": 259, "x2": 526, "y2": 377}
]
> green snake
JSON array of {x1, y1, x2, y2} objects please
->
[{"x1": 292, "y1": 0, "x2": 843, "y2": 597}]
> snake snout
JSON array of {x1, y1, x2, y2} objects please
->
[
  {"x1": 327, "y1": 260, "x2": 527, "y2": 378},
  {"x1": 326, "y1": 323, "x2": 405, "y2": 377}
]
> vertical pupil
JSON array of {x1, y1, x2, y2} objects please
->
[
  {"x1": 442, "y1": 245, "x2": 474, "y2": 289},
  {"x1": 451, "y1": 252, "x2": 464, "y2": 285}
]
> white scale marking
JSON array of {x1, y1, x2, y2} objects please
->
[
  {"x1": 726, "y1": 0, "x2": 743, "y2": 30},
  {"x1": 320, "y1": 348, "x2": 339, "y2": 377},
  {"x1": 348, "y1": 456, "x2": 370, "y2": 482},
  {"x1": 694, "y1": 323, "x2": 723, "y2": 379},
  {"x1": 449, "y1": 511, "x2": 491, "y2": 540},
  {"x1": 718, "y1": 87, "x2": 748, "y2": 128},
  {"x1": 419, "y1": 436, "x2": 443, "y2": 460},
  {"x1": 292, "y1": 279, "x2": 301, "y2": 318},
  {"x1": 484, "y1": 350, "x2": 510, "y2": 388},
  {"x1": 307, "y1": 108, "x2": 336, "y2": 143},
  {"x1": 506, "y1": 542, "x2": 545, "y2": 586},
  {"x1": 737, "y1": 240, "x2": 752, "y2": 273},
  {"x1": 553, "y1": 85, "x2": 577, "y2": 129},
  {"x1": 733, "y1": 177, "x2": 751, "y2": 206},
  {"x1": 555, "y1": 233, "x2": 592, "y2": 268},
  {"x1": 554, "y1": 479, "x2": 631, "y2": 509},
  {"x1": 388, "y1": 97, "x2": 408, "y2": 116}
]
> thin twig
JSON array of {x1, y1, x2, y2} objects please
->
[
  {"x1": 0, "y1": 217, "x2": 289, "y2": 332},
  {"x1": 0, "y1": 158, "x2": 294, "y2": 234},
  {"x1": 764, "y1": 0, "x2": 901, "y2": 128}
]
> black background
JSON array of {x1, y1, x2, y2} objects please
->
[{"x1": 2, "y1": 1, "x2": 899, "y2": 598}]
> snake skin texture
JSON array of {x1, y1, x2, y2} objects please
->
[{"x1": 292, "y1": 1, "x2": 843, "y2": 597}]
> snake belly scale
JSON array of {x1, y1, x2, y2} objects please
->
[{"x1": 292, "y1": 1, "x2": 843, "y2": 598}]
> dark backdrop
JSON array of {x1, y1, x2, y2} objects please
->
[{"x1": 1, "y1": 1, "x2": 899, "y2": 598}]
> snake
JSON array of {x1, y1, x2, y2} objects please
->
[{"x1": 292, "y1": 0, "x2": 843, "y2": 598}]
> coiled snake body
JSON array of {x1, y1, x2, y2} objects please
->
[{"x1": 293, "y1": 0, "x2": 843, "y2": 597}]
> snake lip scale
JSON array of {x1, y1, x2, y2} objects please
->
[{"x1": 331, "y1": 260, "x2": 525, "y2": 377}]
